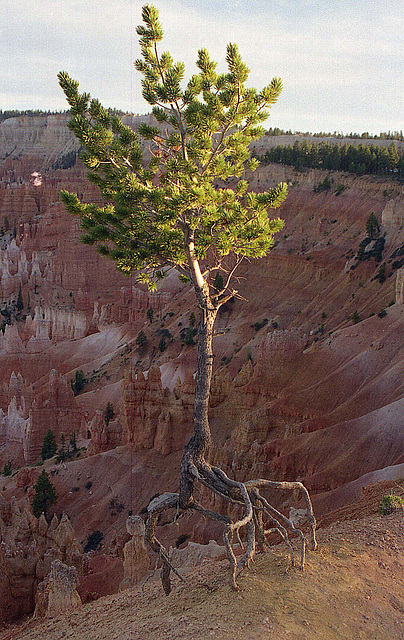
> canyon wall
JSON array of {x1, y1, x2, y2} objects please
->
[{"x1": 0, "y1": 115, "x2": 403, "y2": 623}]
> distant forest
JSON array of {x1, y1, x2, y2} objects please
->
[
  {"x1": 259, "y1": 140, "x2": 404, "y2": 179},
  {"x1": 0, "y1": 108, "x2": 128, "y2": 123},
  {"x1": 265, "y1": 127, "x2": 404, "y2": 142},
  {"x1": 0, "y1": 109, "x2": 69, "y2": 122}
]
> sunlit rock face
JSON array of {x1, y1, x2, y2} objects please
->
[
  {"x1": 34, "y1": 559, "x2": 82, "y2": 619},
  {"x1": 119, "y1": 516, "x2": 151, "y2": 590}
]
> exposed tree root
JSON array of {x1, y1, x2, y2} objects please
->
[{"x1": 144, "y1": 459, "x2": 317, "y2": 594}]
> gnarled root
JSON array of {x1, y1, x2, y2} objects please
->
[
  {"x1": 144, "y1": 461, "x2": 317, "y2": 593},
  {"x1": 144, "y1": 492, "x2": 184, "y2": 595}
]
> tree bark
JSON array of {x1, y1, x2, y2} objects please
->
[{"x1": 179, "y1": 242, "x2": 218, "y2": 508}]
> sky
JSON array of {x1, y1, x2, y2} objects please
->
[{"x1": 1, "y1": 0, "x2": 403, "y2": 134}]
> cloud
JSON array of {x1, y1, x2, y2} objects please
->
[{"x1": 1, "y1": 0, "x2": 403, "y2": 133}]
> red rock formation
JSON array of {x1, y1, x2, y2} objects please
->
[
  {"x1": 34, "y1": 559, "x2": 82, "y2": 619},
  {"x1": 0, "y1": 495, "x2": 82, "y2": 625},
  {"x1": 24, "y1": 370, "x2": 85, "y2": 464},
  {"x1": 119, "y1": 516, "x2": 151, "y2": 590},
  {"x1": 0, "y1": 116, "x2": 403, "y2": 601},
  {"x1": 122, "y1": 366, "x2": 194, "y2": 455}
]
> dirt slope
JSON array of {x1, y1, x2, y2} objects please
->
[{"x1": 2, "y1": 507, "x2": 403, "y2": 640}]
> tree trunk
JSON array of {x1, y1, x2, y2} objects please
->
[
  {"x1": 179, "y1": 296, "x2": 217, "y2": 507},
  {"x1": 179, "y1": 242, "x2": 218, "y2": 507},
  {"x1": 193, "y1": 303, "x2": 217, "y2": 457}
]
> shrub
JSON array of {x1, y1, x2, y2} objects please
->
[
  {"x1": 378, "y1": 309, "x2": 387, "y2": 318},
  {"x1": 335, "y1": 184, "x2": 347, "y2": 196},
  {"x1": 380, "y1": 494, "x2": 404, "y2": 515},
  {"x1": 16, "y1": 286, "x2": 24, "y2": 313},
  {"x1": 375, "y1": 264, "x2": 386, "y2": 283},
  {"x1": 313, "y1": 176, "x2": 332, "y2": 193},
  {"x1": 392, "y1": 258, "x2": 404, "y2": 270},
  {"x1": 350, "y1": 310, "x2": 361, "y2": 324},
  {"x1": 85, "y1": 481, "x2": 92, "y2": 490},
  {"x1": 252, "y1": 318, "x2": 268, "y2": 332},
  {"x1": 56, "y1": 434, "x2": 67, "y2": 463},
  {"x1": 180, "y1": 326, "x2": 197, "y2": 346},
  {"x1": 136, "y1": 330, "x2": 148, "y2": 352},
  {"x1": 3, "y1": 460, "x2": 12, "y2": 476},
  {"x1": 84, "y1": 530, "x2": 103, "y2": 553},
  {"x1": 70, "y1": 432, "x2": 78, "y2": 452},
  {"x1": 109, "y1": 497, "x2": 125, "y2": 515}
]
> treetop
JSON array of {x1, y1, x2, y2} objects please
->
[{"x1": 58, "y1": 4, "x2": 286, "y2": 292}]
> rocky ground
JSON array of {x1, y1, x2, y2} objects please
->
[{"x1": 1, "y1": 489, "x2": 403, "y2": 640}]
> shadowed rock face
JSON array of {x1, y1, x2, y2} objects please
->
[
  {"x1": 0, "y1": 495, "x2": 82, "y2": 625},
  {"x1": 0, "y1": 117, "x2": 403, "y2": 618}
]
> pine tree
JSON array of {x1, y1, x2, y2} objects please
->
[
  {"x1": 71, "y1": 370, "x2": 87, "y2": 395},
  {"x1": 366, "y1": 213, "x2": 380, "y2": 238},
  {"x1": 3, "y1": 460, "x2": 12, "y2": 476},
  {"x1": 32, "y1": 469, "x2": 57, "y2": 518},
  {"x1": 58, "y1": 4, "x2": 316, "y2": 592},
  {"x1": 41, "y1": 429, "x2": 57, "y2": 461},
  {"x1": 16, "y1": 286, "x2": 24, "y2": 313},
  {"x1": 104, "y1": 402, "x2": 115, "y2": 425},
  {"x1": 136, "y1": 330, "x2": 148, "y2": 352},
  {"x1": 57, "y1": 433, "x2": 67, "y2": 462},
  {"x1": 70, "y1": 432, "x2": 78, "y2": 452}
]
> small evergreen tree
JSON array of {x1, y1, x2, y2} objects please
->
[
  {"x1": 41, "y1": 429, "x2": 57, "y2": 461},
  {"x1": 350, "y1": 310, "x2": 361, "y2": 324},
  {"x1": 104, "y1": 402, "x2": 115, "y2": 425},
  {"x1": 3, "y1": 460, "x2": 12, "y2": 476},
  {"x1": 70, "y1": 432, "x2": 78, "y2": 452},
  {"x1": 376, "y1": 263, "x2": 386, "y2": 283},
  {"x1": 32, "y1": 469, "x2": 57, "y2": 518},
  {"x1": 366, "y1": 213, "x2": 380, "y2": 238},
  {"x1": 84, "y1": 530, "x2": 103, "y2": 553},
  {"x1": 16, "y1": 286, "x2": 24, "y2": 313},
  {"x1": 71, "y1": 370, "x2": 87, "y2": 395},
  {"x1": 136, "y1": 330, "x2": 148, "y2": 352},
  {"x1": 146, "y1": 307, "x2": 154, "y2": 323},
  {"x1": 57, "y1": 434, "x2": 67, "y2": 462}
]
